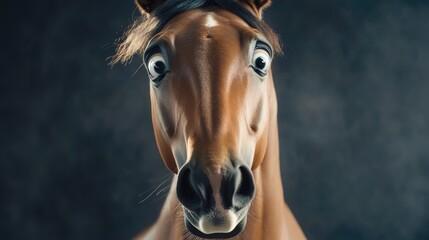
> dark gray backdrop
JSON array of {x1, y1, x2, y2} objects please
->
[{"x1": 2, "y1": 0, "x2": 429, "y2": 239}]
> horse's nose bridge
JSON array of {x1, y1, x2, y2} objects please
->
[
  {"x1": 196, "y1": 78, "x2": 237, "y2": 139},
  {"x1": 191, "y1": 37, "x2": 243, "y2": 139}
]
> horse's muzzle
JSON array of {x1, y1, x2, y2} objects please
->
[{"x1": 176, "y1": 161, "x2": 255, "y2": 238}]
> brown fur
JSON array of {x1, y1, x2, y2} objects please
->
[{"x1": 115, "y1": 1, "x2": 305, "y2": 239}]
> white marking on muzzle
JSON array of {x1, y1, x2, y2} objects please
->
[{"x1": 199, "y1": 210, "x2": 238, "y2": 234}]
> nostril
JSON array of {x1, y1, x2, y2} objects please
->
[
  {"x1": 234, "y1": 166, "x2": 255, "y2": 207},
  {"x1": 176, "y1": 165, "x2": 213, "y2": 211},
  {"x1": 177, "y1": 167, "x2": 200, "y2": 209},
  {"x1": 221, "y1": 165, "x2": 255, "y2": 210}
]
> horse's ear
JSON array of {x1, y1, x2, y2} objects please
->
[
  {"x1": 135, "y1": 0, "x2": 165, "y2": 14},
  {"x1": 239, "y1": 0, "x2": 272, "y2": 18}
]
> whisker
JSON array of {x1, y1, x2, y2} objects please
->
[
  {"x1": 156, "y1": 184, "x2": 170, "y2": 196},
  {"x1": 132, "y1": 62, "x2": 146, "y2": 77},
  {"x1": 138, "y1": 174, "x2": 172, "y2": 197},
  {"x1": 138, "y1": 177, "x2": 171, "y2": 203}
]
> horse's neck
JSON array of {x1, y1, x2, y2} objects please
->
[
  {"x1": 243, "y1": 90, "x2": 306, "y2": 239},
  {"x1": 243, "y1": 114, "x2": 290, "y2": 239}
]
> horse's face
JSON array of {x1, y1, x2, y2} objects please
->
[{"x1": 139, "y1": 1, "x2": 276, "y2": 238}]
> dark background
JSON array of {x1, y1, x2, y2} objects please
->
[{"x1": 2, "y1": 0, "x2": 429, "y2": 239}]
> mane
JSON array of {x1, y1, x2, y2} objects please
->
[{"x1": 111, "y1": 0, "x2": 282, "y2": 65}]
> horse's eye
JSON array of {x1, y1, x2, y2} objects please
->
[
  {"x1": 147, "y1": 53, "x2": 167, "y2": 80},
  {"x1": 251, "y1": 49, "x2": 271, "y2": 76}
]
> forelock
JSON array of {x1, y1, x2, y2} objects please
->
[{"x1": 111, "y1": 0, "x2": 281, "y2": 65}]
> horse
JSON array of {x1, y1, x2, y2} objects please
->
[{"x1": 113, "y1": 0, "x2": 306, "y2": 239}]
